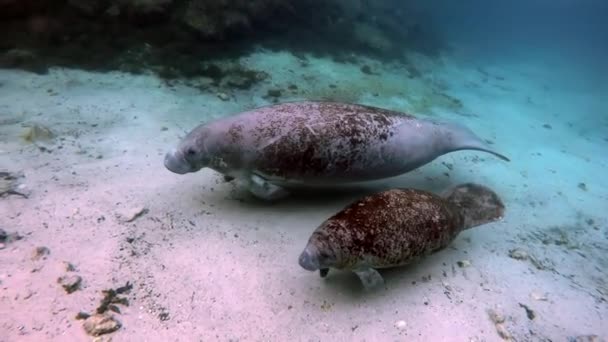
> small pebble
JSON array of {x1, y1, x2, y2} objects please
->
[
  {"x1": 508, "y1": 248, "x2": 528, "y2": 260},
  {"x1": 83, "y1": 313, "x2": 121, "y2": 336},
  {"x1": 487, "y1": 309, "x2": 505, "y2": 324},
  {"x1": 394, "y1": 320, "x2": 407, "y2": 330},
  {"x1": 457, "y1": 260, "x2": 471, "y2": 268}
]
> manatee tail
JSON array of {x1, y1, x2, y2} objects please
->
[
  {"x1": 442, "y1": 122, "x2": 510, "y2": 162},
  {"x1": 441, "y1": 183, "x2": 505, "y2": 230}
]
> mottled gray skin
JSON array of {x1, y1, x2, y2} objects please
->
[
  {"x1": 298, "y1": 183, "x2": 505, "y2": 290},
  {"x1": 164, "y1": 101, "x2": 509, "y2": 200}
]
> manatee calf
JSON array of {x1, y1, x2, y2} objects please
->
[
  {"x1": 298, "y1": 183, "x2": 505, "y2": 290},
  {"x1": 164, "y1": 101, "x2": 509, "y2": 200}
]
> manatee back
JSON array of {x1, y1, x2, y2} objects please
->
[
  {"x1": 239, "y1": 101, "x2": 413, "y2": 181},
  {"x1": 319, "y1": 188, "x2": 464, "y2": 269}
]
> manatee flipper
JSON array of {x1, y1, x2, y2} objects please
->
[
  {"x1": 354, "y1": 267, "x2": 385, "y2": 291},
  {"x1": 248, "y1": 174, "x2": 289, "y2": 201}
]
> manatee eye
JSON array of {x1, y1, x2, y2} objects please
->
[{"x1": 186, "y1": 148, "x2": 196, "y2": 157}]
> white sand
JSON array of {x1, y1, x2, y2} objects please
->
[{"x1": 0, "y1": 47, "x2": 606, "y2": 341}]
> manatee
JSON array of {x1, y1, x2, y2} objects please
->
[
  {"x1": 164, "y1": 101, "x2": 509, "y2": 200},
  {"x1": 297, "y1": 183, "x2": 505, "y2": 290}
]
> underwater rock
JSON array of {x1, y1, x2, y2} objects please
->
[
  {"x1": 456, "y1": 260, "x2": 471, "y2": 268},
  {"x1": 58, "y1": 274, "x2": 83, "y2": 294},
  {"x1": 21, "y1": 123, "x2": 55, "y2": 143},
  {"x1": 83, "y1": 313, "x2": 121, "y2": 336},
  {"x1": 508, "y1": 248, "x2": 528, "y2": 260},
  {"x1": 217, "y1": 92, "x2": 230, "y2": 101}
]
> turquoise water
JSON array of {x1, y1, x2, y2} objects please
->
[{"x1": 0, "y1": 1, "x2": 606, "y2": 341}]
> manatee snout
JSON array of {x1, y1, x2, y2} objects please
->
[
  {"x1": 164, "y1": 149, "x2": 193, "y2": 174},
  {"x1": 298, "y1": 246, "x2": 320, "y2": 271}
]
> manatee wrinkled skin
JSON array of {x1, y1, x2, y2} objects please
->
[
  {"x1": 164, "y1": 101, "x2": 509, "y2": 200},
  {"x1": 298, "y1": 183, "x2": 505, "y2": 290}
]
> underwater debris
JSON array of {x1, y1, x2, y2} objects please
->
[
  {"x1": 97, "y1": 281, "x2": 132, "y2": 314},
  {"x1": 0, "y1": 229, "x2": 23, "y2": 250},
  {"x1": 77, "y1": 281, "x2": 132, "y2": 336},
  {"x1": 21, "y1": 123, "x2": 55, "y2": 143},
  {"x1": 518, "y1": 303, "x2": 536, "y2": 320},
  {"x1": 0, "y1": 228, "x2": 22, "y2": 242},
  {"x1": 32, "y1": 246, "x2": 50, "y2": 261},
  {"x1": 116, "y1": 206, "x2": 148, "y2": 223},
  {"x1": 58, "y1": 274, "x2": 83, "y2": 294},
  {"x1": 0, "y1": 171, "x2": 28, "y2": 199}
]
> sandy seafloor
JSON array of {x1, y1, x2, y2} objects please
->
[{"x1": 0, "y1": 43, "x2": 607, "y2": 342}]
